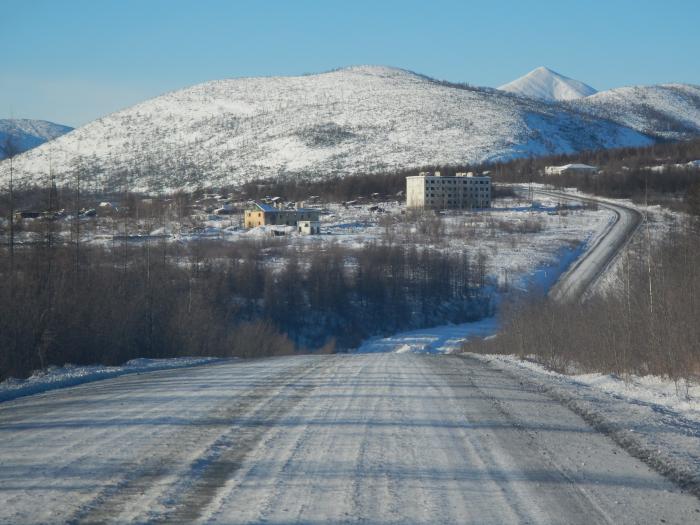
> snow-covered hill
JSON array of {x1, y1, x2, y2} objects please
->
[
  {"x1": 0, "y1": 119, "x2": 73, "y2": 160},
  {"x1": 0, "y1": 66, "x2": 658, "y2": 193},
  {"x1": 567, "y1": 83, "x2": 700, "y2": 140},
  {"x1": 498, "y1": 67, "x2": 597, "y2": 102}
]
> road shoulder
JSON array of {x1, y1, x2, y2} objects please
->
[{"x1": 463, "y1": 353, "x2": 700, "y2": 499}]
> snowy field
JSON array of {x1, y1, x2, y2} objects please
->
[
  {"x1": 8, "y1": 194, "x2": 614, "y2": 294},
  {"x1": 231, "y1": 195, "x2": 612, "y2": 288}
]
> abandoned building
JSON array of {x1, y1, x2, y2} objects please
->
[
  {"x1": 406, "y1": 171, "x2": 491, "y2": 210},
  {"x1": 297, "y1": 220, "x2": 321, "y2": 235},
  {"x1": 244, "y1": 202, "x2": 321, "y2": 231}
]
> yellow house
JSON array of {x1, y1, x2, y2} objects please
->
[{"x1": 244, "y1": 202, "x2": 320, "y2": 228}]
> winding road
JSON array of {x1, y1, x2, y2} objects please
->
[
  {"x1": 1, "y1": 190, "x2": 694, "y2": 525},
  {"x1": 536, "y1": 188, "x2": 643, "y2": 302}
]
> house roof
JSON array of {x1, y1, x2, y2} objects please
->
[
  {"x1": 559, "y1": 163, "x2": 597, "y2": 170},
  {"x1": 253, "y1": 202, "x2": 278, "y2": 212},
  {"x1": 252, "y1": 202, "x2": 319, "y2": 214}
]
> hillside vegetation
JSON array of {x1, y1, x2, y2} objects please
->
[{"x1": 7, "y1": 66, "x2": 700, "y2": 193}]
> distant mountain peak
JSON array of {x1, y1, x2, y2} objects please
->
[
  {"x1": 498, "y1": 67, "x2": 597, "y2": 102},
  {"x1": 0, "y1": 119, "x2": 73, "y2": 159}
]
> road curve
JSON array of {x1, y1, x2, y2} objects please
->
[
  {"x1": 535, "y1": 188, "x2": 643, "y2": 302},
  {"x1": 1, "y1": 354, "x2": 697, "y2": 524}
]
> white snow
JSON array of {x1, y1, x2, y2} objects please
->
[
  {"x1": 569, "y1": 83, "x2": 700, "y2": 139},
  {"x1": 1, "y1": 354, "x2": 698, "y2": 523},
  {"x1": 466, "y1": 353, "x2": 700, "y2": 498},
  {"x1": 498, "y1": 66, "x2": 597, "y2": 102},
  {"x1": 355, "y1": 317, "x2": 499, "y2": 354},
  {"x1": 0, "y1": 66, "x2": 654, "y2": 193},
  {"x1": 470, "y1": 354, "x2": 699, "y2": 422},
  {"x1": 0, "y1": 357, "x2": 223, "y2": 403},
  {"x1": 0, "y1": 118, "x2": 73, "y2": 159}
]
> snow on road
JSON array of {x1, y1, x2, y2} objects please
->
[
  {"x1": 467, "y1": 353, "x2": 700, "y2": 500},
  {"x1": 1, "y1": 354, "x2": 698, "y2": 524},
  {"x1": 355, "y1": 317, "x2": 498, "y2": 354},
  {"x1": 0, "y1": 357, "x2": 223, "y2": 403},
  {"x1": 540, "y1": 188, "x2": 642, "y2": 302}
]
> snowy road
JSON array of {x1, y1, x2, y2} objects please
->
[
  {"x1": 540, "y1": 189, "x2": 642, "y2": 302},
  {"x1": 1, "y1": 354, "x2": 698, "y2": 524}
]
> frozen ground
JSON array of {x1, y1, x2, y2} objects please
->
[
  {"x1": 1, "y1": 354, "x2": 698, "y2": 524},
  {"x1": 13, "y1": 194, "x2": 611, "y2": 295},
  {"x1": 243, "y1": 195, "x2": 612, "y2": 288},
  {"x1": 0, "y1": 357, "x2": 222, "y2": 403}
]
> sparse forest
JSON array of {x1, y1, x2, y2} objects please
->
[
  {"x1": 0, "y1": 232, "x2": 491, "y2": 380},
  {"x1": 463, "y1": 218, "x2": 700, "y2": 387},
  {"x1": 237, "y1": 139, "x2": 700, "y2": 210},
  {"x1": 484, "y1": 138, "x2": 700, "y2": 212}
]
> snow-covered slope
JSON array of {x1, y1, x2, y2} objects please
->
[
  {"x1": 498, "y1": 67, "x2": 597, "y2": 102},
  {"x1": 0, "y1": 66, "x2": 665, "y2": 193},
  {"x1": 568, "y1": 83, "x2": 700, "y2": 140},
  {"x1": 0, "y1": 119, "x2": 73, "y2": 159}
]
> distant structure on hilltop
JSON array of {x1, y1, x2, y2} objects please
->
[
  {"x1": 406, "y1": 171, "x2": 491, "y2": 210},
  {"x1": 244, "y1": 202, "x2": 321, "y2": 234},
  {"x1": 545, "y1": 163, "x2": 598, "y2": 176}
]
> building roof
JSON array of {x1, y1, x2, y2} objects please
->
[
  {"x1": 253, "y1": 202, "x2": 278, "y2": 212},
  {"x1": 407, "y1": 173, "x2": 491, "y2": 179},
  {"x1": 251, "y1": 202, "x2": 319, "y2": 214},
  {"x1": 551, "y1": 163, "x2": 597, "y2": 170}
]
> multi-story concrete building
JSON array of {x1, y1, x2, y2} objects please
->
[{"x1": 406, "y1": 172, "x2": 491, "y2": 210}]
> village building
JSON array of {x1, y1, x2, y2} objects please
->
[
  {"x1": 244, "y1": 202, "x2": 320, "y2": 231},
  {"x1": 544, "y1": 163, "x2": 598, "y2": 175},
  {"x1": 406, "y1": 171, "x2": 491, "y2": 210},
  {"x1": 297, "y1": 220, "x2": 321, "y2": 235}
]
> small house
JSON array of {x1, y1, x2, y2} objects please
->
[{"x1": 298, "y1": 220, "x2": 321, "y2": 235}]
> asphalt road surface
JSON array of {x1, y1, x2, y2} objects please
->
[{"x1": 1, "y1": 354, "x2": 697, "y2": 524}]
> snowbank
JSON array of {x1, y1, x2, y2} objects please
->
[
  {"x1": 355, "y1": 317, "x2": 499, "y2": 354},
  {"x1": 0, "y1": 357, "x2": 225, "y2": 403},
  {"x1": 466, "y1": 353, "x2": 700, "y2": 497}
]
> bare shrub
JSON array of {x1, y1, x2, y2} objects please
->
[
  {"x1": 464, "y1": 220, "x2": 700, "y2": 386},
  {"x1": 227, "y1": 321, "x2": 295, "y2": 358}
]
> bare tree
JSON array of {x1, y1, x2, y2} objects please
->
[{"x1": 2, "y1": 137, "x2": 20, "y2": 277}]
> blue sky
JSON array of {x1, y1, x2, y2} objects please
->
[{"x1": 1, "y1": 0, "x2": 698, "y2": 127}]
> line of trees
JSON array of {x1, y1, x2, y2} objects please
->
[
  {"x1": 463, "y1": 219, "x2": 700, "y2": 390},
  {"x1": 0, "y1": 232, "x2": 491, "y2": 380},
  {"x1": 234, "y1": 139, "x2": 700, "y2": 211},
  {"x1": 482, "y1": 138, "x2": 700, "y2": 213}
]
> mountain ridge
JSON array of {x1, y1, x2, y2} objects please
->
[
  {"x1": 0, "y1": 66, "x2": 698, "y2": 193},
  {"x1": 0, "y1": 119, "x2": 73, "y2": 160},
  {"x1": 498, "y1": 66, "x2": 598, "y2": 102}
]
